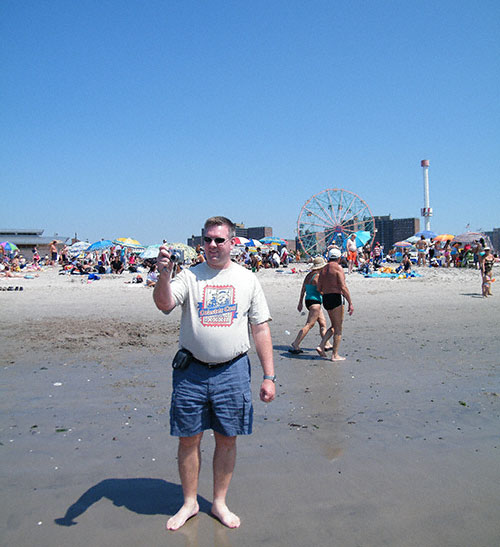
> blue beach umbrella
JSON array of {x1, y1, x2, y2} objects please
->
[
  {"x1": 86, "y1": 239, "x2": 114, "y2": 252},
  {"x1": 353, "y1": 231, "x2": 371, "y2": 248},
  {"x1": 414, "y1": 230, "x2": 437, "y2": 239}
]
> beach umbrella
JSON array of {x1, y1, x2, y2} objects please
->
[
  {"x1": 406, "y1": 235, "x2": 420, "y2": 243},
  {"x1": 247, "y1": 238, "x2": 262, "y2": 247},
  {"x1": 0, "y1": 241, "x2": 19, "y2": 252},
  {"x1": 232, "y1": 237, "x2": 250, "y2": 245},
  {"x1": 86, "y1": 239, "x2": 114, "y2": 252},
  {"x1": 393, "y1": 241, "x2": 413, "y2": 248},
  {"x1": 414, "y1": 230, "x2": 437, "y2": 239},
  {"x1": 113, "y1": 237, "x2": 143, "y2": 249},
  {"x1": 260, "y1": 236, "x2": 287, "y2": 245},
  {"x1": 353, "y1": 231, "x2": 371, "y2": 248},
  {"x1": 434, "y1": 234, "x2": 455, "y2": 242},
  {"x1": 68, "y1": 241, "x2": 91, "y2": 256},
  {"x1": 453, "y1": 232, "x2": 486, "y2": 244}
]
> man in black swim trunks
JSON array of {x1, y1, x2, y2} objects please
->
[{"x1": 316, "y1": 248, "x2": 353, "y2": 361}]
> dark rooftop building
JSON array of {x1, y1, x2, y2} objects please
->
[
  {"x1": 0, "y1": 228, "x2": 70, "y2": 255},
  {"x1": 373, "y1": 216, "x2": 420, "y2": 250}
]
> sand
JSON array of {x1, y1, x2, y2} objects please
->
[{"x1": 1, "y1": 265, "x2": 499, "y2": 546}]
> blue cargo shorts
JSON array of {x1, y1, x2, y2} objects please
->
[{"x1": 170, "y1": 353, "x2": 253, "y2": 437}]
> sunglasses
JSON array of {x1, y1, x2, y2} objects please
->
[{"x1": 203, "y1": 236, "x2": 230, "y2": 245}]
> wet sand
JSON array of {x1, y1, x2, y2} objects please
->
[{"x1": 1, "y1": 266, "x2": 499, "y2": 546}]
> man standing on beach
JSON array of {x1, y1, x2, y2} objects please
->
[
  {"x1": 153, "y1": 216, "x2": 276, "y2": 531},
  {"x1": 315, "y1": 248, "x2": 353, "y2": 361},
  {"x1": 346, "y1": 233, "x2": 357, "y2": 274}
]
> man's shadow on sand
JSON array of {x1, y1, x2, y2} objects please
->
[{"x1": 54, "y1": 478, "x2": 211, "y2": 526}]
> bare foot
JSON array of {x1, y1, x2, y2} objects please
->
[
  {"x1": 324, "y1": 344, "x2": 333, "y2": 350},
  {"x1": 331, "y1": 355, "x2": 346, "y2": 362},
  {"x1": 316, "y1": 346, "x2": 327, "y2": 358},
  {"x1": 166, "y1": 500, "x2": 199, "y2": 531},
  {"x1": 211, "y1": 500, "x2": 241, "y2": 528}
]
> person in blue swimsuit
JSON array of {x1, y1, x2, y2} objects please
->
[{"x1": 289, "y1": 256, "x2": 331, "y2": 354}]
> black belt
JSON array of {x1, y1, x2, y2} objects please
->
[{"x1": 191, "y1": 352, "x2": 247, "y2": 369}]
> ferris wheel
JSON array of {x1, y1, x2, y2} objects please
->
[{"x1": 297, "y1": 188, "x2": 375, "y2": 257}]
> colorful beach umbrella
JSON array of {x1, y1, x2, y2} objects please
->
[
  {"x1": 260, "y1": 236, "x2": 287, "y2": 245},
  {"x1": 393, "y1": 241, "x2": 413, "y2": 248},
  {"x1": 247, "y1": 238, "x2": 262, "y2": 247},
  {"x1": 434, "y1": 234, "x2": 455, "y2": 242},
  {"x1": 113, "y1": 237, "x2": 143, "y2": 248},
  {"x1": 453, "y1": 232, "x2": 486, "y2": 244},
  {"x1": 232, "y1": 237, "x2": 250, "y2": 245},
  {"x1": 0, "y1": 241, "x2": 19, "y2": 252}
]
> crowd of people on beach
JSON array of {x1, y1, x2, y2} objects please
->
[
  {"x1": 337, "y1": 235, "x2": 498, "y2": 279},
  {"x1": 1, "y1": 235, "x2": 496, "y2": 295}
]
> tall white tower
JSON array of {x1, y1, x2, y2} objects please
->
[{"x1": 420, "y1": 160, "x2": 432, "y2": 232}]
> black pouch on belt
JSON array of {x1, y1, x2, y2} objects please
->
[{"x1": 172, "y1": 348, "x2": 193, "y2": 370}]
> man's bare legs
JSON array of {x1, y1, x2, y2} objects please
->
[
  {"x1": 167, "y1": 431, "x2": 240, "y2": 531},
  {"x1": 166, "y1": 433, "x2": 203, "y2": 531},
  {"x1": 316, "y1": 326, "x2": 333, "y2": 358},
  {"x1": 330, "y1": 306, "x2": 345, "y2": 361},
  {"x1": 211, "y1": 432, "x2": 240, "y2": 528}
]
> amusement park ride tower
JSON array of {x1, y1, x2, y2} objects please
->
[{"x1": 421, "y1": 160, "x2": 432, "y2": 232}]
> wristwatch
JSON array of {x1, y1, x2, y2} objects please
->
[{"x1": 263, "y1": 374, "x2": 277, "y2": 383}]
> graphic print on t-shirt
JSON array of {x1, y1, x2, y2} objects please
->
[{"x1": 198, "y1": 285, "x2": 238, "y2": 326}]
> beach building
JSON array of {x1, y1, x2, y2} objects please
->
[
  {"x1": 0, "y1": 228, "x2": 71, "y2": 256},
  {"x1": 373, "y1": 215, "x2": 420, "y2": 250},
  {"x1": 485, "y1": 227, "x2": 500, "y2": 252}
]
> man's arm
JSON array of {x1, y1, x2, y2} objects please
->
[
  {"x1": 152, "y1": 245, "x2": 177, "y2": 312},
  {"x1": 316, "y1": 269, "x2": 325, "y2": 294},
  {"x1": 250, "y1": 321, "x2": 275, "y2": 403},
  {"x1": 338, "y1": 269, "x2": 354, "y2": 315}
]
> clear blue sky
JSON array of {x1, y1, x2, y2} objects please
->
[{"x1": 1, "y1": 1, "x2": 499, "y2": 245}]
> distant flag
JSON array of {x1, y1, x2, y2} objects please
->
[{"x1": 465, "y1": 223, "x2": 470, "y2": 229}]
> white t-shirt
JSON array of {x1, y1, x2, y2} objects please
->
[{"x1": 169, "y1": 262, "x2": 271, "y2": 363}]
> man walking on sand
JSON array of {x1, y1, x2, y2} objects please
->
[
  {"x1": 153, "y1": 216, "x2": 276, "y2": 531},
  {"x1": 315, "y1": 248, "x2": 354, "y2": 361}
]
